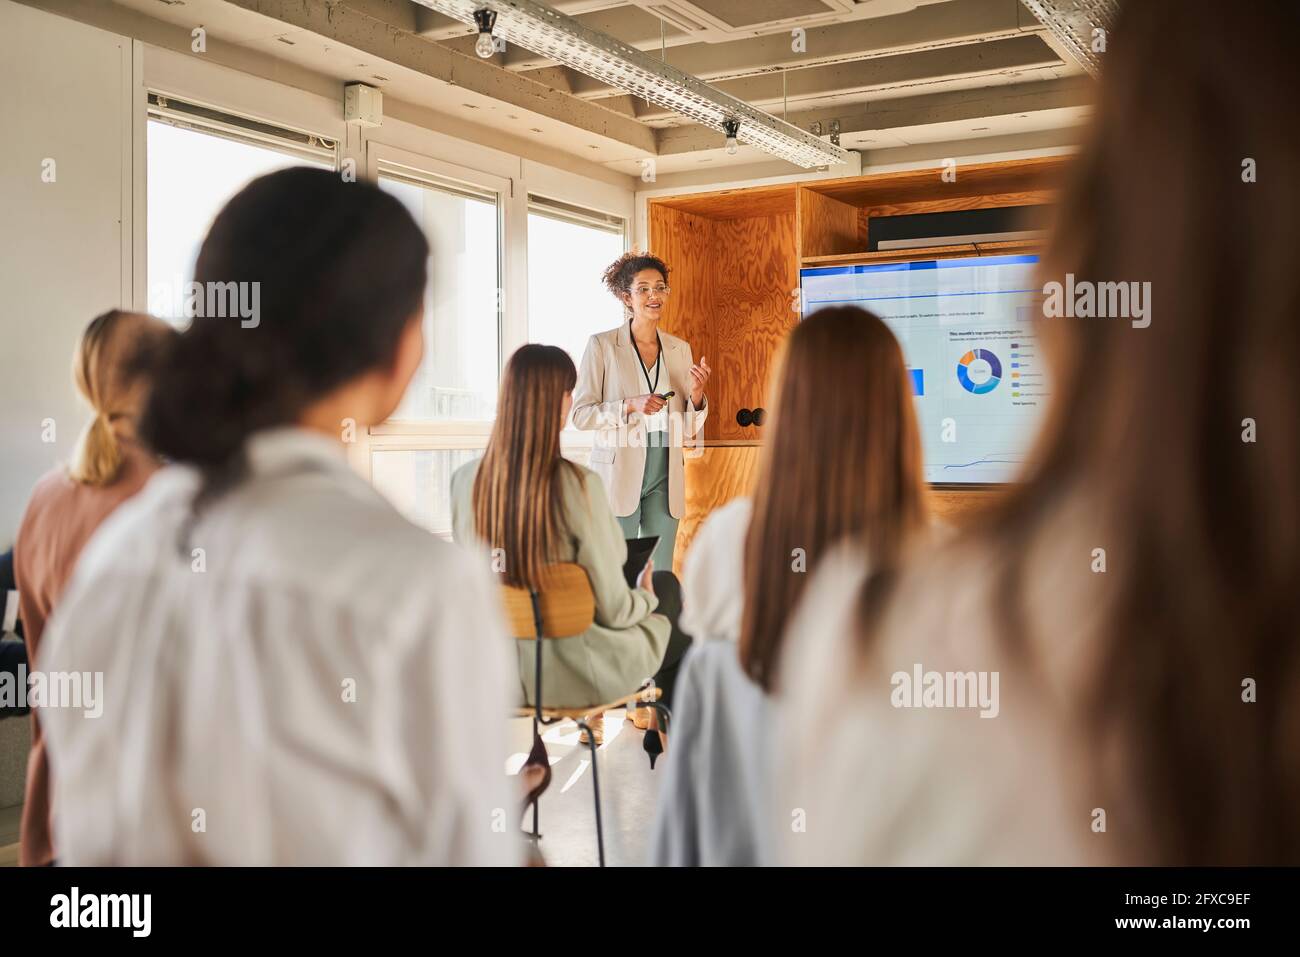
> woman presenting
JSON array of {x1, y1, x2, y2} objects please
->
[{"x1": 573, "y1": 252, "x2": 710, "y2": 574}]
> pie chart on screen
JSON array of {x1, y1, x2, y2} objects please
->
[{"x1": 957, "y1": 348, "x2": 1002, "y2": 394}]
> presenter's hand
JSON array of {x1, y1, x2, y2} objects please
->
[
  {"x1": 689, "y1": 356, "x2": 711, "y2": 407},
  {"x1": 625, "y1": 393, "x2": 667, "y2": 417},
  {"x1": 638, "y1": 560, "x2": 655, "y2": 595}
]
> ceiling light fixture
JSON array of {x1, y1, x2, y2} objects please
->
[
  {"x1": 412, "y1": 0, "x2": 849, "y2": 168},
  {"x1": 472, "y1": 7, "x2": 498, "y2": 59},
  {"x1": 722, "y1": 118, "x2": 739, "y2": 155}
]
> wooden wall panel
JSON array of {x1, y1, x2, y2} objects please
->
[
  {"x1": 653, "y1": 183, "x2": 795, "y2": 219},
  {"x1": 710, "y1": 213, "x2": 798, "y2": 441},
  {"x1": 675, "y1": 445, "x2": 762, "y2": 576},
  {"x1": 650, "y1": 203, "x2": 718, "y2": 435},
  {"x1": 797, "y1": 187, "x2": 862, "y2": 259},
  {"x1": 929, "y1": 488, "x2": 1006, "y2": 527}
]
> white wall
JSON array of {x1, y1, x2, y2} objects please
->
[
  {"x1": 0, "y1": 0, "x2": 135, "y2": 544},
  {"x1": 0, "y1": 0, "x2": 136, "y2": 809}
]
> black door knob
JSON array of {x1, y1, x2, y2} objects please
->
[{"x1": 736, "y1": 408, "x2": 753, "y2": 427}]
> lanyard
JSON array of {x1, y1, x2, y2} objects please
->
[{"x1": 631, "y1": 320, "x2": 663, "y2": 394}]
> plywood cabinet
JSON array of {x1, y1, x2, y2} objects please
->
[{"x1": 648, "y1": 156, "x2": 1072, "y2": 558}]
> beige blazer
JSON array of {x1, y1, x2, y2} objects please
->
[{"x1": 571, "y1": 323, "x2": 708, "y2": 519}]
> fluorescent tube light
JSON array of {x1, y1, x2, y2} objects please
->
[{"x1": 412, "y1": 0, "x2": 850, "y2": 168}]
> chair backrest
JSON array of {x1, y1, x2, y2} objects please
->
[{"x1": 500, "y1": 563, "x2": 596, "y2": 639}]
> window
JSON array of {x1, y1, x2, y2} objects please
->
[
  {"x1": 527, "y1": 195, "x2": 626, "y2": 371},
  {"x1": 370, "y1": 447, "x2": 482, "y2": 540},
  {"x1": 379, "y1": 168, "x2": 501, "y2": 422},
  {"x1": 146, "y1": 96, "x2": 336, "y2": 324},
  {"x1": 358, "y1": 150, "x2": 508, "y2": 536}
]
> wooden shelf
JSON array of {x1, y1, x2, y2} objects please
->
[
  {"x1": 801, "y1": 155, "x2": 1069, "y2": 208},
  {"x1": 801, "y1": 238, "x2": 1041, "y2": 269}
]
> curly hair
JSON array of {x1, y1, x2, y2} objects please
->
[{"x1": 601, "y1": 251, "x2": 670, "y2": 300}]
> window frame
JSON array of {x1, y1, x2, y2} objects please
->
[
  {"x1": 354, "y1": 143, "x2": 513, "y2": 479},
  {"x1": 143, "y1": 93, "x2": 341, "y2": 328},
  {"x1": 524, "y1": 191, "x2": 630, "y2": 453},
  {"x1": 145, "y1": 92, "x2": 340, "y2": 168}
]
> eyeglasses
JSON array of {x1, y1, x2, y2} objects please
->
[{"x1": 631, "y1": 284, "x2": 671, "y2": 297}]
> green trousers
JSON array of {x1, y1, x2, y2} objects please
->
[{"x1": 617, "y1": 438, "x2": 678, "y2": 573}]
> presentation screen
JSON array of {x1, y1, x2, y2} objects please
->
[{"x1": 800, "y1": 254, "x2": 1046, "y2": 485}]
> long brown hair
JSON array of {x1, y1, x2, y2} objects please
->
[
  {"x1": 69, "y1": 310, "x2": 171, "y2": 486},
  {"x1": 740, "y1": 306, "x2": 927, "y2": 691},
  {"x1": 979, "y1": 0, "x2": 1299, "y2": 863},
  {"x1": 473, "y1": 344, "x2": 583, "y2": 589}
]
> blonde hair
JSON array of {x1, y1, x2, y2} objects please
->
[{"x1": 68, "y1": 310, "x2": 168, "y2": 486}]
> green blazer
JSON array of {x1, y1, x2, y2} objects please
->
[{"x1": 450, "y1": 458, "x2": 671, "y2": 709}]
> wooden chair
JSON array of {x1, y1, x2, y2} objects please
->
[{"x1": 501, "y1": 562, "x2": 669, "y2": 867}]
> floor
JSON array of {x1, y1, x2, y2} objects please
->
[
  {"x1": 0, "y1": 709, "x2": 667, "y2": 868},
  {"x1": 508, "y1": 708, "x2": 664, "y2": 867},
  {"x1": 0, "y1": 803, "x2": 19, "y2": 867}
]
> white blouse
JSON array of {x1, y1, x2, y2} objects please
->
[
  {"x1": 39, "y1": 428, "x2": 520, "y2": 866},
  {"x1": 777, "y1": 500, "x2": 1111, "y2": 866},
  {"x1": 679, "y1": 497, "x2": 752, "y2": 643},
  {"x1": 643, "y1": 353, "x2": 668, "y2": 434}
]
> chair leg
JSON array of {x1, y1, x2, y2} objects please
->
[{"x1": 576, "y1": 717, "x2": 605, "y2": 868}]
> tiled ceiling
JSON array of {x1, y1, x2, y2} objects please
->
[{"x1": 99, "y1": 0, "x2": 1095, "y2": 175}]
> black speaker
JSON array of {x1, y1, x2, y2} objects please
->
[
  {"x1": 866, "y1": 204, "x2": 1049, "y2": 251},
  {"x1": 736, "y1": 408, "x2": 753, "y2": 427}
]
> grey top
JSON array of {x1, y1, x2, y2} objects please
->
[{"x1": 648, "y1": 640, "x2": 778, "y2": 866}]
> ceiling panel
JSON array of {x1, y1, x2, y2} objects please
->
[
  {"x1": 99, "y1": 0, "x2": 1092, "y2": 176},
  {"x1": 685, "y1": 0, "x2": 839, "y2": 29}
]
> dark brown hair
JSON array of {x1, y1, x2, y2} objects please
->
[
  {"x1": 473, "y1": 345, "x2": 583, "y2": 589},
  {"x1": 741, "y1": 306, "x2": 928, "y2": 691},
  {"x1": 601, "y1": 252, "x2": 670, "y2": 301},
  {"x1": 953, "y1": 0, "x2": 1299, "y2": 863},
  {"x1": 140, "y1": 168, "x2": 428, "y2": 475}
]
